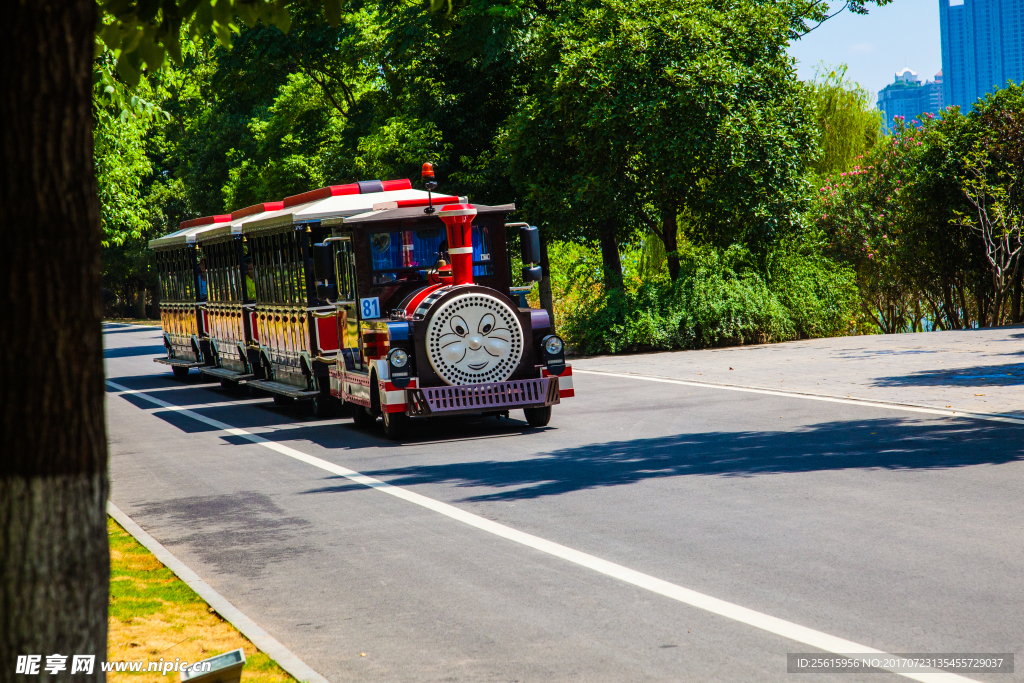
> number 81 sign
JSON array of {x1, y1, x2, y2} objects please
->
[{"x1": 360, "y1": 297, "x2": 381, "y2": 319}]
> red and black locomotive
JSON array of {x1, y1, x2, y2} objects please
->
[{"x1": 150, "y1": 165, "x2": 574, "y2": 438}]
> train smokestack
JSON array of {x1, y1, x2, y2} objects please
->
[{"x1": 438, "y1": 204, "x2": 477, "y2": 285}]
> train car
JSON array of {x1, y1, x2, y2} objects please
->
[
  {"x1": 310, "y1": 166, "x2": 575, "y2": 439},
  {"x1": 193, "y1": 201, "x2": 284, "y2": 388},
  {"x1": 149, "y1": 215, "x2": 231, "y2": 377}
]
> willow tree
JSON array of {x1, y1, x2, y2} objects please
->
[{"x1": 805, "y1": 65, "x2": 883, "y2": 180}]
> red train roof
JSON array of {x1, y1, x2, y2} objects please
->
[
  {"x1": 281, "y1": 178, "x2": 413, "y2": 208},
  {"x1": 230, "y1": 201, "x2": 285, "y2": 220},
  {"x1": 178, "y1": 214, "x2": 232, "y2": 230}
]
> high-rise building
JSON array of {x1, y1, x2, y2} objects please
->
[
  {"x1": 940, "y1": 0, "x2": 1024, "y2": 111},
  {"x1": 877, "y1": 69, "x2": 944, "y2": 128}
]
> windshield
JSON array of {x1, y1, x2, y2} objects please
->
[{"x1": 370, "y1": 224, "x2": 493, "y2": 285}]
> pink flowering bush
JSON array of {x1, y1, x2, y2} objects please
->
[{"x1": 812, "y1": 118, "x2": 924, "y2": 332}]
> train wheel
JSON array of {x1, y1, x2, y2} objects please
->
[
  {"x1": 523, "y1": 406, "x2": 552, "y2": 427},
  {"x1": 382, "y1": 409, "x2": 409, "y2": 440},
  {"x1": 349, "y1": 403, "x2": 376, "y2": 428},
  {"x1": 171, "y1": 366, "x2": 189, "y2": 380}
]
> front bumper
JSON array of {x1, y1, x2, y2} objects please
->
[{"x1": 406, "y1": 376, "x2": 559, "y2": 417}]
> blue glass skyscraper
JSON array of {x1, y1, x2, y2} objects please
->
[
  {"x1": 878, "y1": 69, "x2": 944, "y2": 128},
  {"x1": 939, "y1": 0, "x2": 1024, "y2": 110}
]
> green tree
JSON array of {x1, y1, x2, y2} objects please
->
[
  {"x1": 815, "y1": 118, "x2": 922, "y2": 332},
  {"x1": 504, "y1": 0, "x2": 814, "y2": 286},
  {"x1": 900, "y1": 108, "x2": 980, "y2": 329}
]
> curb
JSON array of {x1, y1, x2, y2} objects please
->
[{"x1": 107, "y1": 502, "x2": 331, "y2": 683}]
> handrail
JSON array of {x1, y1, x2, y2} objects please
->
[{"x1": 310, "y1": 309, "x2": 340, "y2": 319}]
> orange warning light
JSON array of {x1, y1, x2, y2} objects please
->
[{"x1": 421, "y1": 162, "x2": 435, "y2": 179}]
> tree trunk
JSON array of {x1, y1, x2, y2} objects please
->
[
  {"x1": 597, "y1": 218, "x2": 623, "y2": 294},
  {"x1": 1007, "y1": 266, "x2": 1015, "y2": 325},
  {"x1": 958, "y1": 278, "x2": 970, "y2": 328},
  {"x1": 942, "y1": 278, "x2": 961, "y2": 329},
  {"x1": 134, "y1": 287, "x2": 147, "y2": 320},
  {"x1": 1, "y1": 0, "x2": 109, "y2": 676},
  {"x1": 660, "y1": 202, "x2": 680, "y2": 282},
  {"x1": 151, "y1": 285, "x2": 162, "y2": 321},
  {"x1": 538, "y1": 227, "x2": 554, "y2": 324}
]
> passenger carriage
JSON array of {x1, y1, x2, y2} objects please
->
[
  {"x1": 193, "y1": 201, "x2": 284, "y2": 387},
  {"x1": 149, "y1": 215, "x2": 231, "y2": 377}
]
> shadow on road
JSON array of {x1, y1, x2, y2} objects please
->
[
  {"x1": 298, "y1": 418, "x2": 1023, "y2": 502},
  {"x1": 130, "y1": 491, "x2": 314, "y2": 579},
  {"x1": 872, "y1": 363, "x2": 1024, "y2": 388},
  {"x1": 104, "y1": 344, "x2": 167, "y2": 358},
  {"x1": 102, "y1": 326, "x2": 161, "y2": 335},
  {"x1": 106, "y1": 376, "x2": 337, "y2": 432}
]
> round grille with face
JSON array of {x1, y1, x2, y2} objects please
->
[{"x1": 426, "y1": 293, "x2": 523, "y2": 385}]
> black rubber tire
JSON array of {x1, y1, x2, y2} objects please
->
[
  {"x1": 171, "y1": 365, "x2": 190, "y2": 380},
  {"x1": 382, "y1": 409, "x2": 409, "y2": 440},
  {"x1": 273, "y1": 394, "x2": 295, "y2": 406},
  {"x1": 523, "y1": 406, "x2": 552, "y2": 427},
  {"x1": 349, "y1": 403, "x2": 377, "y2": 428}
]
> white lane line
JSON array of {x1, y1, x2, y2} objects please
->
[
  {"x1": 157, "y1": 398, "x2": 271, "y2": 411},
  {"x1": 107, "y1": 384, "x2": 218, "y2": 394},
  {"x1": 574, "y1": 368, "x2": 1024, "y2": 426},
  {"x1": 106, "y1": 379, "x2": 980, "y2": 683},
  {"x1": 107, "y1": 501, "x2": 331, "y2": 683}
]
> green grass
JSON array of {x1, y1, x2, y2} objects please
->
[{"x1": 108, "y1": 518, "x2": 297, "y2": 682}]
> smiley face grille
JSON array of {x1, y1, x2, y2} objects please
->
[{"x1": 426, "y1": 293, "x2": 523, "y2": 385}]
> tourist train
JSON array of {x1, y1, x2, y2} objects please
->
[{"x1": 148, "y1": 165, "x2": 574, "y2": 438}]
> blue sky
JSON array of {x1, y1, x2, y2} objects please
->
[{"x1": 787, "y1": 0, "x2": 942, "y2": 101}]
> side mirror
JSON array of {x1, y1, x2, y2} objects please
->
[
  {"x1": 520, "y1": 225, "x2": 541, "y2": 265},
  {"x1": 522, "y1": 265, "x2": 542, "y2": 282},
  {"x1": 313, "y1": 243, "x2": 335, "y2": 282},
  {"x1": 313, "y1": 243, "x2": 338, "y2": 302}
]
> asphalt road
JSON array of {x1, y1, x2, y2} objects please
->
[{"x1": 104, "y1": 323, "x2": 1024, "y2": 682}]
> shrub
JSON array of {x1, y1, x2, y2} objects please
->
[{"x1": 547, "y1": 240, "x2": 858, "y2": 355}]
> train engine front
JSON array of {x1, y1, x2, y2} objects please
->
[{"x1": 324, "y1": 193, "x2": 573, "y2": 439}]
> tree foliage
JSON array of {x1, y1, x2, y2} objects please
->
[
  {"x1": 814, "y1": 83, "x2": 1024, "y2": 331},
  {"x1": 804, "y1": 65, "x2": 882, "y2": 179},
  {"x1": 502, "y1": 0, "x2": 815, "y2": 288}
]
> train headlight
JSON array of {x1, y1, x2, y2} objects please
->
[
  {"x1": 389, "y1": 348, "x2": 409, "y2": 368},
  {"x1": 387, "y1": 347, "x2": 412, "y2": 389},
  {"x1": 541, "y1": 334, "x2": 566, "y2": 374},
  {"x1": 544, "y1": 335, "x2": 564, "y2": 356}
]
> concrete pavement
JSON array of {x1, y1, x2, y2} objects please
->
[
  {"x1": 103, "y1": 323, "x2": 1024, "y2": 682},
  {"x1": 573, "y1": 325, "x2": 1024, "y2": 417}
]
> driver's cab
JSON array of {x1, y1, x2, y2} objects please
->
[{"x1": 319, "y1": 205, "x2": 515, "y2": 379}]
